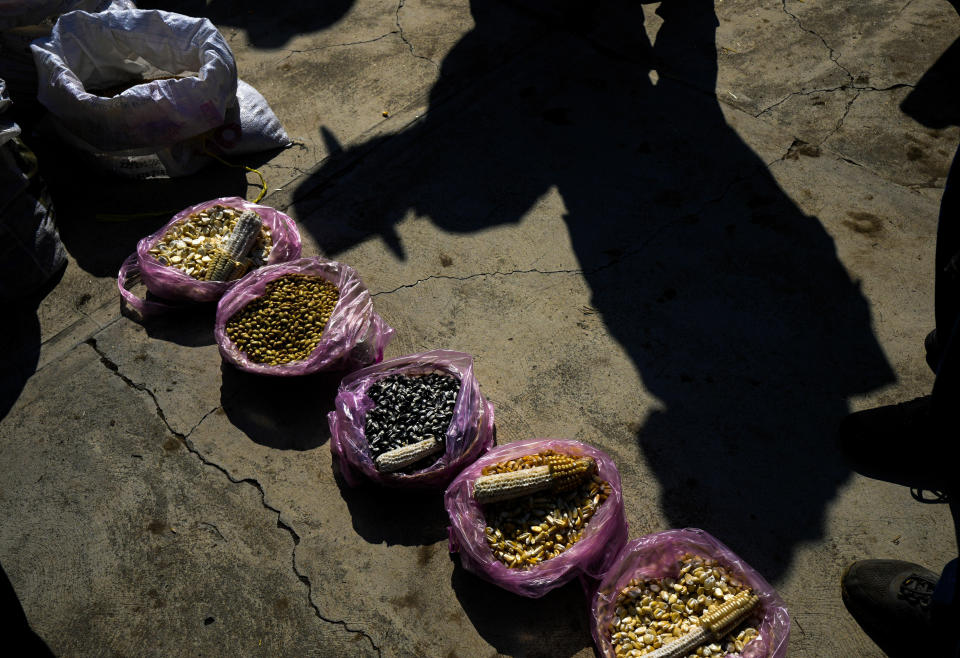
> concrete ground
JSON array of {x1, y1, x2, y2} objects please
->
[{"x1": 2, "y1": 0, "x2": 959, "y2": 655}]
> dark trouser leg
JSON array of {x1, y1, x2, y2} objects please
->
[
  {"x1": 934, "y1": 147, "x2": 960, "y2": 369},
  {"x1": 932, "y1": 147, "x2": 960, "y2": 627},
  {"x1": 838, "y1": 148, "x2": 957, "y2": 487}
]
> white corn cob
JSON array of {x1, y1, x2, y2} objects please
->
[
  {"x1": 206, "y1": 210, "x2": 262, "y2": 281},
  {"x1": 472, "y1": 455, "x2": 596, "y2": 504},
  {"x1": 644, "y1": 591, "x2": 760, "y2": 658},
  {"x1": 375, "y1": 436, "x2": 444, "y2": 472}
]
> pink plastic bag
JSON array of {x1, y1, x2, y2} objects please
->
[
  {"x1": 329, "y1": 350, "x2": 496, "y2": 489},
  {"x1": 590, "y1": 529, "x2": 790, "y2": 658},
  {"x1": 116, "y1": 196, "x2": 301, "y2": 319},
  {"x1": 445, "y1": 438, "x2": 628, "y2": 598},
  {"x1": 215, "y1": 256, "x2": 394, "y2": 376}
]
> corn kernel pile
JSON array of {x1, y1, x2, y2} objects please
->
[
  {"x1": 607, "y1": 553, "x2": 759, "y2": 657},
  {"x1": 365, "y1": 373, "x2": 459, "y2": 473},
  {"x1": 481, "y1": 450, "x2": 611, "y2": 569},
  {"x1": 150, "y1": 205, "x2": 272, "y2": 280},
  {"x1": 225, "y1": 274, "x2": 339, "y2": 365}
]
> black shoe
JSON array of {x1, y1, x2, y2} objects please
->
[
  {"x1": 842, "y1": 560, "x2": 950, "y2": 656},
  {"x1": 838, "y1": 396, "x2": 951, "y2": 493}
]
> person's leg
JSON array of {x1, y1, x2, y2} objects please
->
[
  {"x1": 840, "y1": 146, "x2": 960, "y2": 657},
  {"x1": 930, "y1": 322, "x2": 959, "y2": 645},
  {"x1": 933, "y1": 149, "x2": 960, "y2": 364},
  {"x1": 839, "y1": 145, "x2": 958, "y2": 490},
  {"x1": 931, "y1": 146, "x2": 960, "y2": 612}
]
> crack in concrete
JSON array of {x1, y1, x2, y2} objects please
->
[
  {"x1": 32, "y1": 296, "x2": 122, "y2": 377},
  {"x1": 198, "y1": 521, "x2": 227, "y2": 542},
  {"x1": 267, "y1": 163, "x2": 311, "y2": 174},
  {"x1": 701, "y1": 165, "x2": 767, "y2": 207},
  {"x1": 72, "y1": 302, "x2": 103, "y2": 330},
  {"x1": 769, "y1": 134, "x2": 838, "y2": 167},
  {"x1": 373, "y1": 218, "x2": 691, "y2": 296},
  {"x1": 396, "y1": 0, "x2": 440, "y2": 69},
  {"x1": 84, "y1": 338, "x2": 382, "y2": 656},
  {"x1": 278, "y1": 32, "x2": 399, "y2": 63},
  {"x1": 262, "y1": 163, "x2": 313, "y2": 192},
  {"x1": 898, "y1": 0, "x2": 916, "y2": 15},
  {"x1": 372, "y1": 267, "x2": 583, "y2": 296},
  {"x1": 754, "y1": 82, "x2": 915, "y2": 118},
  {"x1": 781, "y1": 0, "x2": 854, "y2": 79},
  {"x1": 773, "y1": 139, "x2": 945, "y2": 197},
  {"x1": 819, "y1": 89, "x2": 862, "y2": 146}
]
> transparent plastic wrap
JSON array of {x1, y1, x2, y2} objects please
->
[
  {"x1": 445, "y1": 438, "x2": 628, "y2": 598},
  {"x1": 329, "y1": 350, "x2": 496, "y2": 489},
  {"x1": 590, "y1": 529, "x2": 790, "y2": 658},
  {"x1": 116, "y1": 196, "x2": 301, "y2": 318},
  {"x1": 214, "y1": 256, "x2": 394, "y2": 376}
]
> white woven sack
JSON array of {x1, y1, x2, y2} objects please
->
[
  {"x1": 30, "y1": 9, "x2": 290, "y2": 178},
  {"x1": 31, "y1": 9, "x2": 237, "y2": 152},
  {"x1": 0, "y1": 0, "x2": 135, "y2": 30}
]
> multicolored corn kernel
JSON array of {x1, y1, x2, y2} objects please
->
[
  {"x1": 606, "y1": 553, "x2": 760, "y2": 658},
  {"x1": 480, "y1": 450, "x2": 611, "y2": 569},
  {"x1": 149, "y1": 205, "x2": 272, "y2": 281}
]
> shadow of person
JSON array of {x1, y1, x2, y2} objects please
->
[
  {"x1": 33, "y1": 151, "x2": 250, "y2": 279},
  {"x1": 135, "y1": 0, "x2": 355, "y2": 48},
  {"x1": 219, "y1": 363, "x2": 342, "y2": 450},
  {"x1": 2, "y1": 266, "x2": 64, "y2": 423},
  {"x1": 0, "y1": 106, "x2": 244, "y2": 282},
  {"x1": 138, "y1": 305, "x2": 219, "y2": 348},
  {"x1": 449, "y1": 563, "x2": 593, "y2": 658},
  {"x1": 900, "y1": 35, "x2": 960, "y2": 130},
  {"x1": 293, "y1": 0, "x2": 895, "y2": 581},
  {"x1": 0, "y1": 562, "x2": 53, "y2": 656}
]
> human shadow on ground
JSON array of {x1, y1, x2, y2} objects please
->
[
  {"x1": 2, "y1": 99, "x2": 248, "y2": 280},
  {"x1": 0, "y1": 562, "x2": 53, "y2": 656},
  {"x1": 219, "y1": 364, "x2": 341, "y2": 450},
  {"x1": 331, "y1": 463, "x2": 450, "y2": 545},
  {"x1": 137, "y1": 0, "x2": 354, "y2": 48},
  {"x1": 291, "y1": 0, "x2": 896, "y2": 583},
  {"x1": 1, "y1": 266, "x2": 64, "y2": 423},
  {"x1": 35, "y1": 154, "x2": 249, "y2": 279},
  {"x1": 136, "y1": 305, "x2": 220, "y2": 348},
  {"x1": 901, "y1": 36, "x2": 960, "y2": 130},
  {"x1": 450, "y1": 563, "x2": 592, "y2": 657}
]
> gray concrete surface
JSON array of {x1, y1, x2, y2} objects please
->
[{"x1": 2, "y1": 0, "x2": 959, "y2": 656}]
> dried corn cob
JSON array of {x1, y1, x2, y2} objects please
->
[
  {"x1": 374, "y1": 436, "x2": 444, "y2": 473},
  {"x1": 484, "y1": 470, "x2": 611, "y2": 568},
  {"x1": 205, "y1": 210, "x2": 263, "y2": 281},
  {"x1": 473, "y1": 454, "x2": 596, "y2": 503},
  {"x1": 643, "y1": 591, "x2": 760, "y2": 658},
  {"x1": 608, "y1": 553, "x2": 758, "y2": 656}
]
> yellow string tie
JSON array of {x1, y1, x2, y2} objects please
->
[
  {"x1": 94, "y1": 143, "x2": 269, "y2": 222},
  {"x1": 201, "y1": 145, "x2": 268, "y2": 204}
]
